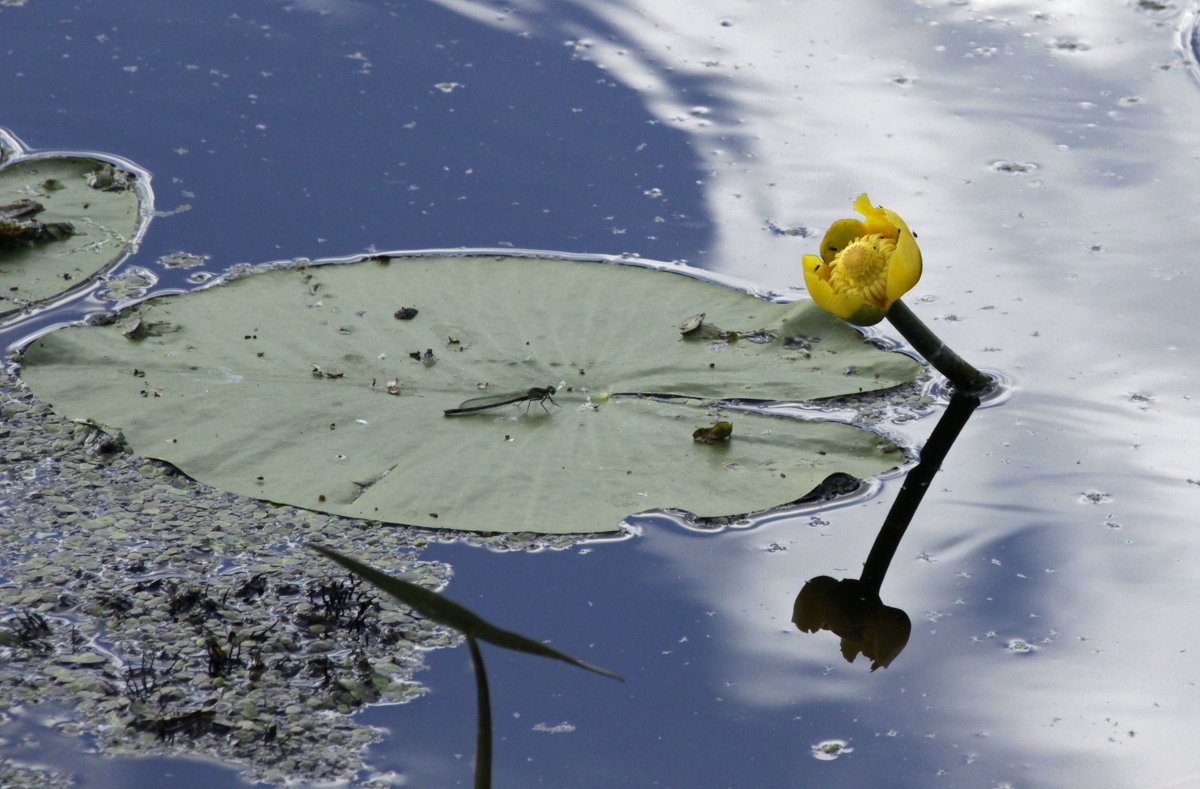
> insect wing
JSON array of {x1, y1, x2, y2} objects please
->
[{"x1": 445, "y1": 390, "x2": 529, "y2": 414}]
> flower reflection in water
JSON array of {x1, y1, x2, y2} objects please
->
[
  {"x1": 792, "y1": 576, "x2": 911, "y2": 671},
  {"x1": 793, "y1": 390, "x2": 981, "y2": 670}
]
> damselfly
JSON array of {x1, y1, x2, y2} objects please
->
[{"x1": 443, "y1": 385, "x2": 560, "y2": 416}]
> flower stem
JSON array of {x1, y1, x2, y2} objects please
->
[{"x1": 885, "y1": 299, "x2": 992, "y2": 393}]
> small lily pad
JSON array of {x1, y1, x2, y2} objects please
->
[
  {"x1": 0, "y1": 150, "x2": 148, "y2": 317},
  {"x1": 19, "y1": 253, "x2": 920, "y2": 533}
]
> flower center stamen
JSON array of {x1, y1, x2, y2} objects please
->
[{"x1": 829, "y1": 234, "x2": 895, "y2": 307}]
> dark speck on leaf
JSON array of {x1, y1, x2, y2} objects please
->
[{"x1": 394, "y1": 306, "x2": 418, "y2": 320}]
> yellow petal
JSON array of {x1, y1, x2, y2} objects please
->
[
  {"x1": 803, "y1": 253, "x2": 888, "y2": 325},
  {"x1": 819, "y1": 218, "x2": 866, "y2": 263},
  {"x1": 853, "y1": 193, "x2": 898, "y2": 240},
  {"x1": 854, "y1": 194, "x2": 923, "y2": 307},
  {"x1": 803, "y1": 253, "x2": 851, "y2": 320},
  {"x1": 886, "y1": 227, "x2": 922, "y2": 303}
]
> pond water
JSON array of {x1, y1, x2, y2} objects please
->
[{"x1": 4, "y1": 0, "x2": 1200, "y2": 787}]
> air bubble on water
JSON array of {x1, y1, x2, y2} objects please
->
[{"x1": 812, "y1": 739, "x2": 852, "y2": 761}]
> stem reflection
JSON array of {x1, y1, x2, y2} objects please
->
[{"x1": 792, "y1": 391, "x2": 981, "y2": 670}]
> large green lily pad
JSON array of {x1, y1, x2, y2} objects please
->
[
  {"x1": 0, "y1": 154, "x2": 145, "y2": 316},
  {"x1": 19, "y1": 254, "x2": 920, "y2": 533}
]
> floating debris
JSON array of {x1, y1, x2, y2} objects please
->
[
  {"x1": 85, "y1": 162, "x2": 135, "y2": 192},
  {"x1": 678, "y1": 312, "x2": 706, "y2": 335},
  {"x1": 122, "y1": 317, "x2": 178, "y2": 341},
  {"x1": 158, "y1": 251, "x2": 209, "y2": 269},
  {"x1": 811, "y1": 739, "x2": 853, "y2": 761},
  {"x1": 311, "y1": 363, "x2": 344, "y2": 379},
  {"x1": 99, "y1": 269, "x2": 157, "y2": 300},
  {"x1": 692, "y1": 420, "x2": 733, "y2": 444},
  {"x1": 0, "y1": 199, "x2": 75, "y2": 247},
  {"x1": 989, "y1": 160, "x2": 1039, "y2": 175}
]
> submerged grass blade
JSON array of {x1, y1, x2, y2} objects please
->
[
  {"x1": 468, "y1": 635, "x2": 492, "y2": 789},
  {"x1": 309, "y1": 543, "x2": 624, "y2": 682}
]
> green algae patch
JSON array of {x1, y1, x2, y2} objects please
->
[{"x1": 0, "y1": 373, "x2": 454, "y2": 786}]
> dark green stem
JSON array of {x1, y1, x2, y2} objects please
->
[
  {"x1": 886, "y1": 299, "x2": 992, "y2": 394},
  {"x1": 469, "y1": 635, "x2": 492, "y2": 789}
]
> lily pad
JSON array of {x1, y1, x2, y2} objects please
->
[
  {"x1": 19, "y1": 254, "x2": 920, "y2": 533},
  {"x1": 0, "y1": 153, "x2": 146, "y2": 317}
]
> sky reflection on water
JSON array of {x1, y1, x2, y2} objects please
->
[{"x1": 4, "y1": 0, "x2": 1200, "y2": 786}]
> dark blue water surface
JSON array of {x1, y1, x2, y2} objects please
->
[
  {"x1": 1, "y1": 0, "x2": 712, "y2": 272},
  {"x1": 6, "y1": 0, "x2": 1200, "y2": 787}
]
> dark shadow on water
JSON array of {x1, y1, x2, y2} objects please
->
[{"x1": 792, "y1": 390, "x2": 981, "y2": 670}]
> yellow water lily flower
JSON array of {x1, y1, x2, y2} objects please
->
[{"x1": 802, "y1": 193, "x2": 922, "y2": 326}]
